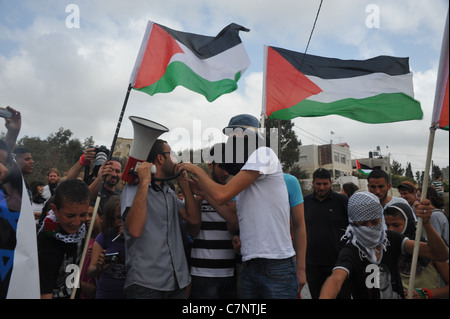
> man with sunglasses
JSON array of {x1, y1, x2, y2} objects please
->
[{"x1": 121, "y1": 139, "x2": 200, "y2": 299}]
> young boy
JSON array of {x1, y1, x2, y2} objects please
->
[
  {"x1": 37, "y1": 179, "x2": 90, "y2": 299},
  {"x1": 319, "y1": 191, "x2": 448, "y2": 299}
]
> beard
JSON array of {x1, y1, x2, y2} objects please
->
[{"x1": 106, "y1": 175, "x2": 119, "y2": 187}]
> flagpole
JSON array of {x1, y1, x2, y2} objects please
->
[
  {"x1": 407, "y1": 9, "x2": 448, "y2": 299},
  {"x1": 407, "y1": 126, "x2": 436, "y2": 299},
  {"x1": 261, "y1": 45, "x2": 268, "y2": 130},
  {"x1": 70, "y1": 83, "x2": 132, "y2": 299}
]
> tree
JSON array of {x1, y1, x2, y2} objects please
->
[
  {"x1": 415, "y1": 171, "x2": 422, "y2": 184},
  {"x1": 264, "y1": 118, "x2": 302, "y2": 174},
  {"x1": 405, "y1": 162, "x2": 414, "y2": 179},
  {"x1": 391, "y1": 160, "x2": 404, "y2": 176},
  {"x1": 17, "y1": 128, "x2": 92, "y2": 184}
]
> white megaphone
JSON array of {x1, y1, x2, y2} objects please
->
[{"x1": 122, "y1": 116, "x2": 169, "y2": 184}]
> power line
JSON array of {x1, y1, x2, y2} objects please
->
[{"x1": 303, "y1": 0, "x2": 324, "y2": 56}]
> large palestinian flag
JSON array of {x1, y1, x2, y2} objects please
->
[
  {"x1": 263, "y1": 45, "x2": 423, "y2": 123},
  {"x1": 431, "y1": 11, "x2": 449, "y2": 131},
  {"x1": 130, "y1": 21, "x2": 250, "y2": 102}
]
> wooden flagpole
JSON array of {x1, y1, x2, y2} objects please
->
[{"x1": 407, "y1": 9, "x2": 448, "y2": 299}]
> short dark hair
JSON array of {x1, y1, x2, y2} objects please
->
[
  {"x1": 368, "y1": 169, "x2": 389, "y2": 183},
  {"x1": 54, "y1": 179, "x2": 90, "y2": 209},
  {"x1": 426, "y1": 186, "x2": 444, "y2": 209},
  {"x1": 101, "y1": 195, "x2": 121, "y2": 234},
  {"x1": 13, "y1": 147, "x2": 30, "y2": 156},
  {"x1": 313, "y1": 168, "x2": 331, "y2": 181},
  {"x1": 147, "y1": 139, "x2": 167, "y2": 163},
  {"x1": 342, "y1": 182, "x2": 359, "y2": 197}
]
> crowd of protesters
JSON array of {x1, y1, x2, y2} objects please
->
[{"x1": 1, "y1": 108, "x2": 448, "y2": 299}]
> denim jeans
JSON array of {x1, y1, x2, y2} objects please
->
[
  {"x1": 125, "y1": 284, "x2": 186, "y2": 299},
  {"x1": 241, "y1": 257, "x2": 298, "y2": 299},
  {"x1": 190, "y1": 275, "x2": 237, "y2": 299}
]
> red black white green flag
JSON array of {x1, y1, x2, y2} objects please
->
[
  {"x1": 431, "y1": 12, "x2": 449, "y2": 131},
  {"x1": 263, "y1": 45, "x2": 423, "y2": 124},
  {"x1": 130, "y1": 21, "x2": 250, "y2": 102}
]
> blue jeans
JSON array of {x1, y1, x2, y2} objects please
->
[
  {"x1": 190, "y1": 275, "x2": 237, "y2": 299},
  {"x1": 125, "y1": 284, "x2": 186, "y2": 299},
  {"x1": 241, "y1": 257, "x2": 298, "y2": 299}
]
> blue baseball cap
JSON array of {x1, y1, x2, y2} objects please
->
[{"x1": 222, "y1": 114, "x2": 260, "y2": 135}]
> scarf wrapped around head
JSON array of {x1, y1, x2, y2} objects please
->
[
  {"x1": 342, "y1": 191, "x2": 389, "y2": 264},
  {"x1": 385, "y1": 202, "x2": 430, "y2": 274},
  {"x1": 39, "y1": 210, "x2": 86, "y2": 244}
]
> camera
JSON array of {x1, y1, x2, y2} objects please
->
[
  {"x1": 104, "y1": 252, "x2": 119, "y2": 264},
  {"x1": 93, "y1": 145, "x2": 109, "y2": 167},
  {"x1": 0, "y1": 107, "x2": 13, "y2": 119},
  {"x1": 84, "y1": 145, "x2": 110, "y2": 185}
]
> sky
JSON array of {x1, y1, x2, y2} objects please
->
[{"x1": 0, "y1": 0, "x2": 448, "y2": 175}]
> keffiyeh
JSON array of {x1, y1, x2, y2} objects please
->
[
  {"x1": 342, "y1": 191, "x2": 389, "y2": 264},
  {"x1": 38, "y1": 210, "x2": 86, "y2": 244}
]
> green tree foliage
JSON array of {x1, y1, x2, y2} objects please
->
[
  {"x1": 405, "y1": 162, "x2": 414, "y2": 179},
  {"x1": 16, "y1": 128, "x2": 94, "y2": 184},
  {"x1": 391, "y1": 160, "x2": 404, "y2": 176},
  {"x1": 264, "y1": 118, "x2": 302, "y2": 174}
]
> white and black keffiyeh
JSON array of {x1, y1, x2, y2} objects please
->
[
  {"x1": 342, "y1": 191, "x2": 389, "y2": 264},
  {"x1": 38, "y1": 210, "x2": 86, "y2": 244}
]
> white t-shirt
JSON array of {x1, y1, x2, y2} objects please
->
[{"x1": 236, "y1": 147, "x2": 295, "y2": 262}]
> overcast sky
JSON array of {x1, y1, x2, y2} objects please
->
[{"x1": 1, "y1": 0, "x2": 448, "y2": 174}]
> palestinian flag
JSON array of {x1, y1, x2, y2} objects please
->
[
  {"x1": 130, "y1": 21, "x2": 250, "y2": 102},
  {"x1": 263, "y1": 45, "x2": 423, "y2": 123},
  {"x1": 355, "y1": 159, "x2": 372, "y2": 176},
  {"x1": 431, "y1": 11, "x2": 449, "y2": 131}
]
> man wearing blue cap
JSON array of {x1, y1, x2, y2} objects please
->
[{"x1": 181, "y1": 114, "x2": 305, "y2": 299}]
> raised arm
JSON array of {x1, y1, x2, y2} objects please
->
[
  {"x1": 180, "y1": 162, "x2": 258, "y2": 206},
  {"x1": 124, "y1": 162, "x2": 152, "y2": 238},
  {"x1": 404, "y1": 199, "x2": 449, "y2": 262}
]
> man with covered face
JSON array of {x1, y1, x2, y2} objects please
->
[
  {"x1": 319, "y1": 191, "x2": 449, "y2": 299},
  {"x1": 180, "y1": 115, "x2": 298, "y2": 299}
]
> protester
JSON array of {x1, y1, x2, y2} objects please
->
[
  {"x1": 284, "y1": 173, "x2": 307, "y2": 296},
  {"x1": 66, "y1": 148, "x2": 122, "y2": 216},
  {"x1": 340, "y1": 182, "x2": 359, "y2": 198},
  {"x1": 398, "y1": 181, "x2": 417, "y2": 211},
  {"x1": 368, "y1": 169, "x2": 410, "y2": 209},
  {"x1": 304, "y1": 168, "x2": 351, "y2": 299},
  {"x1": 13, "y1": 147, "x2": 34, "y2": 173},
  {"x1": 188, "y1": 143, "x2": 239, "y2": 299},
  {"x1": 30, "y1": 180, "x2": 46, "y2": 221},
  {"x1": 384, "y1": 202, "x2": 449, "y2": 299},
  {"x1": 180, "y1": 116, "x2": 298, "y2": 299},
  {"x1": 37, "y1": 179, "x2": 90, "y2": 299},
  {"x1": 87, "y1": 157, "x2": 122, "y2": 217},
  {"x1": 432, "y1": 175, "x2": 444, "y2": 197},
  {"x1": 42, "y1": 168, "x2": 61, "y2": 201},
  {"x1": 319, "y1": 192, "x2": 449, "y2": 299},
  {"x1": 77, "y1": 202, "x2": 100, "y2": 299},
  {"x1": 121, "y1": 139, "x2": 200, "y2": 299},
  {"x1": 422, "y1": 186, "x2": 449, "y2": 246},
  {"x1": 88, "y1": 195, "x2": 125, "y2": 299},
  {"x1": 1, "y1": 107, "x2": 40, "y2": 299}
]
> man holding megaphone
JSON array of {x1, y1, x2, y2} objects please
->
[{"x1": 120, "y1": 139, "x2": 200, "y2": 299}]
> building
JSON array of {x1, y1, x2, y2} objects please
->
[
  {"x1": 113, "y1": 137, "x2": 133, "y2": 160},
  {"x1": 296, "y1": 143, "x2": 353, "y2": 179}
]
